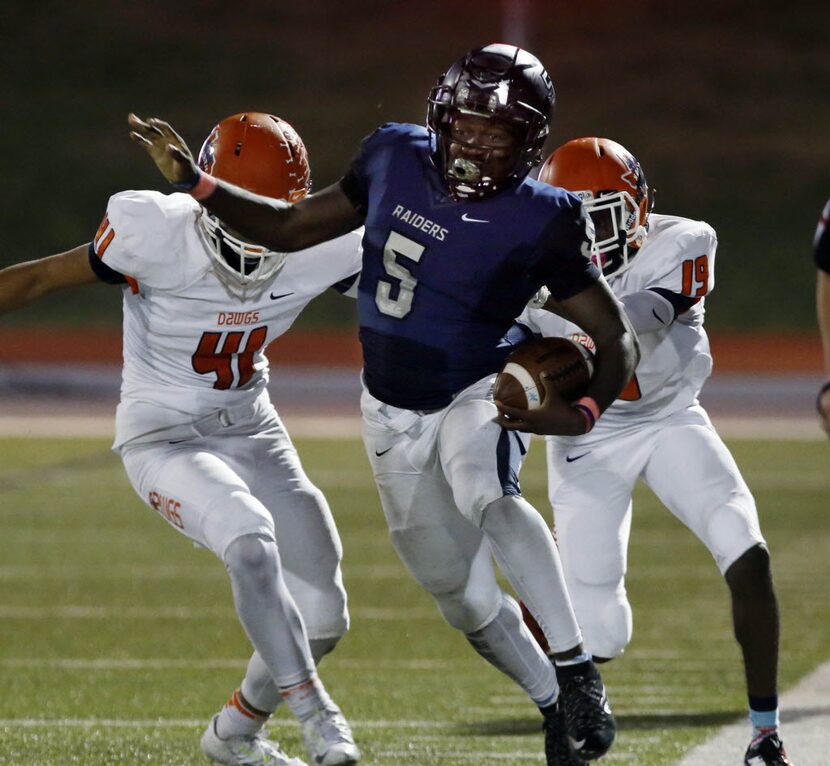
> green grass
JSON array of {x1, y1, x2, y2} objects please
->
[{"x1": 0, "y1": 436, "x2": 827, "y2": 765}]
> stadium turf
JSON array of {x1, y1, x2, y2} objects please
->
[{"x1": 0, "y1": 436, "x2": 827, "y2": 765}]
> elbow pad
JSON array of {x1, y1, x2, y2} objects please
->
[{"x1": 620, "y1": 289, "x2": 678, "y2": 333}]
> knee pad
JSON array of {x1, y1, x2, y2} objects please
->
[
  {"x1": 389, "y1": 530, "x2": 500, "y2": 632},
  {"x1": 223, "y1": 534, "x2": 280, "y2": 591},
  {"x1": 298, "y1": 588, "x2": 349, "y2": 644},
  {"x1": 309, "y1": 636, "x2": 342, "y2": 664},
  {"x1": 426, "y1": 556, "x2": 502, "y2": 634},
  {"x1": 433, "y1": 585, "x2": 502, "y2": 634},
  {"x1": 705, "y1": 499, "x2": 766, "y2": 575},
  {"x1": 574, "y1": 583, "x2": 633, "y2": 660},
  {"x1": 389, "y1": 525, "x2": 501, "y2": 633}
]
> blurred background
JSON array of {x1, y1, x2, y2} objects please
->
[{"x1": 1, "y1": 0, "x2": 828, "y2": 418}]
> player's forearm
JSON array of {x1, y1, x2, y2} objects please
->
[
  {"x1": 0, "y1": 245, "x2": 97, "y2": 315},
  {"x1": 557, "y1": 281, "x2": 641, "y2": 413},
  {"x1": 0, "y1": 260, "x2": 58, "y2": 314},
  {"x1": 587, "y1": 324, "x2": 640, "y2": 412},
  {"x1": 201, "y1": 182, "x2": 304, "y2": 250},
  {"x1": 200, "y1": 180, "x2": 363, "y2": 253}
]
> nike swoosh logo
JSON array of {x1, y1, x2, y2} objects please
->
[
  {"x1": 375, "y1": 447, "x2": 393, "y2": 457},
  {"x1": 651, "y1": 308, "x2": 667, "y2": 324},
  {"x1": 270, "y1": 291, "x2": 294, "y2": 300},
  {"x1": 570, "y1": 737, "x2": 587, "y2": 750},
  {"x1": 461, "y1": 213, "x2": 489, "y2": 223},
  {"x1": 565, "y1": 452, "x2": 590, "y2": 463}
]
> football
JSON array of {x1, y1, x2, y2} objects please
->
[{"x1": 493, "y1": 336, "x2": 594, "y2": 409}]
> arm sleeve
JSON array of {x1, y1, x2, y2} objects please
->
[
  {"x1": 814, "y1": 199, "x2": 830, "y2": 274},
  {"x1": 619, "y1": 288, "x2": 697, "y2": 333}
]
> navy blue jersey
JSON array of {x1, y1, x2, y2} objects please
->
[
  {"x1": 815, "y1": 199, "x2": 830, "y2": 274},
  {"x1": 343, "y1": 122, "x2": 599, "y2": 410}
]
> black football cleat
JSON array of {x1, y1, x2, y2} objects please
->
[
  {"x1": 541, "y1": 701, "x2": 588, "y2": 766},
  {"x1": 556, "y1": 662, "x2": 616, "y2": 761},
  {"x1": 744, "y1": 731, "x2": 793, "y2": 765}
]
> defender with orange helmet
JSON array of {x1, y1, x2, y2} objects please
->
[
  {"x1": 523, "y1": 138, "x2": 794, "y2": 766},
  {"x1": 539, "y1": 137, "x2": 651, "y2": 277},
  {"x1": 0, "y1": 113, "x2": 363, "y2": 766}
]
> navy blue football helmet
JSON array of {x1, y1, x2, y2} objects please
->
[{"x1": 427, "y1": 44, "x2": 555, "y2": 199}]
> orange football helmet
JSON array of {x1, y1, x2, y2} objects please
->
[
  {"x1": 195, "y1": 112, "x2": 311, "y2": 298},
  {"x1": 538, "y1": 137, "x2": 651, "y2": 276}
]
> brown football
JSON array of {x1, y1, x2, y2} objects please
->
[{"x1": 493, "y1": 337, "x2": 594, "y2": 409}]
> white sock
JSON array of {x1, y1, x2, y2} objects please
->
[
  {"x1": 279, "y1": 675, "x2": 335, "y2": 722},
  {"x1": 215, "y1": 688, "x2": 270, "y2": 739},
  {"x1": 555, "y1": 650, "x2": 593, "y2": 667}
]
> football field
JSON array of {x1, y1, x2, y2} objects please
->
[{"x1": 0, "y1": 432, "x2": 827, "y2": 765}]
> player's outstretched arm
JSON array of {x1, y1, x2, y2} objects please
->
[
  {"x1": 0, "y1": 244, "x2": 98, "y2": 316},
  {"x1": 496, "y1": 281, "x2": 639, "y2": 435},
  {"x1": 816, "y1": 269, "x2": 830, "y2": 437},
  {"x1": 128, "y1": 113, "x2": 364, "y2": 252}
]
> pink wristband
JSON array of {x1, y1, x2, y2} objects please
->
[
  {"x1": 574, "y1": 396, "x2": 601, "y2": 433},
  {"x1": 189, "y1": 172, "x2": 218, "y2": 201}
]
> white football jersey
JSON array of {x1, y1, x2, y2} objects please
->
[
  {"x1": 91, "y1": 190, "x2": 362, "y2": 448},
  {"x1": 521, "y1": 213, "x2": 718, "y2": 445}
]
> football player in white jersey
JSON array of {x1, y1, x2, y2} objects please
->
[
  {"x1": 506, "y1": 138, "x2": 793, "y2": 766},
  {"x1": 0, "y1": 113, "x2": 362, "y2": 766},
  {"x1": 813, "y1": 198, "x2": 830, "y2": 436}
]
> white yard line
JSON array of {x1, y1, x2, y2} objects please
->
[
  {"x1": 3, "y1": 663, "x2": 825, "y2": 762},
  {"x1": 0, "y1": 604, "x2": 439, "y2": 620},
  {"x1": 0, "y1": 717, "x2": 459, "y2": 730},
  {"x1": 0, "y1": 413, "x2": 824, "y2": 440},
  {"x1": 676, "y1": 661, "x2": 830, "y2": 765},
  {"x1": 0, "y1": 657, "x2": 458, "y2": 671}
]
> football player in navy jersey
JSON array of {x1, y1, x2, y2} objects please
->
[
  {"x1": 130, "y1": 44, "x2": 639, "y2": 765},
  {"x1": 813, "y1": 198, "x2": 830, "y2": 436}
]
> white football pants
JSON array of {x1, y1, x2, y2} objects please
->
[
  {"x1": 546, "y1": 404, "x2": 765, "y2": 660},
  {"x1": 121, "y1": 402, "x2": 348, "y2": 698},
  {"x1": 361, "y1": 375, "x2": 582, "y2": 705}
]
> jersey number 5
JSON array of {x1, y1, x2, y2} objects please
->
[
  {"x1": 375, "y1": 231, "x2": 424, "y2": 318},
  {"x1": 192, "y1": 326, "x2": 268, "y2": 389}
]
